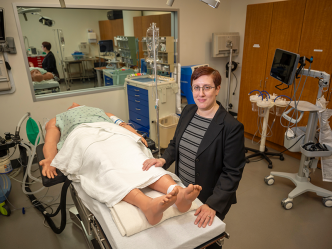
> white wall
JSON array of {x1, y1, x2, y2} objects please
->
[
  {"x1": 18, "y1": 8, "x2": 110, "y2": 78},
  {"x1": 229, "y1": 0, "x2": 286, "y2": 112},
  {"x1": 123, "y1": 10, "x2": 142, "y2": 36},
  {"x1": 1, "y1": 0, "x2": 233, "y2": 155}
]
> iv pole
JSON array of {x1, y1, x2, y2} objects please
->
[{"x1": 226, "y1": 41, "x2": 233, "y2": 112}]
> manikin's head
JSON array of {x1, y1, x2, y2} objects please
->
[{"x1": 67, "y1": 103, "x2": 81, "y2": 110}]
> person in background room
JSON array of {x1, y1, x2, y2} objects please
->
[{"x1": 41, "y1": 41, "x2": 59, "y2": 76}]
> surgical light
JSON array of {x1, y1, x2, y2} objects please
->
[{"x1": 166, "y1": 0, "x2": 220, "y2": 8}]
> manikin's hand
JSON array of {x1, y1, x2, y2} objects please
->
[
  {"x1": 40, "y1": 159, "x2": 58, "y2": 179},
  {"x1": 194, "y1": 204, "x2": 216, "y2": 228},
  {"x1": 142, "y1": 158, "x2": 166, "y2": 171},
  {"x1": 140, "y1": 137, "x2": 148, "y2": 147}
]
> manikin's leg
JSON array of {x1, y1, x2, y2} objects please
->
[
  {"x1": 31, "y1": 71, "x2": 44, "y2": 82},
  {"x1": 43, "y1": 72, "x2": 54, "y2": 80},
  {"x1": 122, "y1": 187, "x2": 178, "y2": 225},
  {"x1": 148, "y1": 175, "x2": 202, "y2": 213}
]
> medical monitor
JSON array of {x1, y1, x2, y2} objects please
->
[
  {"x1": 0, "y1": 8, "x2": 5, "y2": 43},
  {"x1": 99, "y1": 40, "x2": 113, "y2": 53},
  {"x1": 270, "y1": 49, "x2": 300, "y2": 86}
]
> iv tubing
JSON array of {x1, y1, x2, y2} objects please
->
[
  {"x1": 261, "y1": 91, "x2": 270, "y2": 98},
  {"x1": 248, "y1": 90, "x2": 263, "y2": 100},
  {"x1": 274, "y1": 95, "x2": 292, "y2": 102},
  {"x1": 21, "y1": 132, "x2": 45, "y2": 195}
]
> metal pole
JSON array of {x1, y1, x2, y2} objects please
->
[
  {"x1": 152, "y1": 24, "x2": 161, "y2": 158},
  {"x1": 226, "y1": 42, "x2": 233, "y2": 112}
]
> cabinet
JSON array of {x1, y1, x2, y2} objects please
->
[
  {"x1": 99, "y1": 19, "x2": 124, "y2": 41},
  {"x1": 28, "y1": 55, "x2": 45, "y2": 68},
  {"x1": 116, "y1": 36, "x2": 139, "y2": 66},
  {"x1": 237, "y1": 0, "x2": 332, "y2": 147}
]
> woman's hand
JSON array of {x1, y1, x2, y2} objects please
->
[
  {"x1": 40, "y1": 159, "x2": 58, "y2": 179},
  {"x1": 194, "y1": 204, "x2": 216, "y2": 228},
  {"x1": 142, "y1": 158, "x2": 166, "y2": 171}
]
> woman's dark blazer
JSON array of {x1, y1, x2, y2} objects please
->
[
  {"x1": 162, "y1": 101, "x2": 246, "y2": 220},
  {"x1": 42, "y1": 51, "x2": 59, "y2": 76}
]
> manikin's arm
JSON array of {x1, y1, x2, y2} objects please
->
[
  {"x1": 40, "y1": 118, "x2": 60, "y2": 179},
  {"x1": 105, "y1": 112, "x2": 148, "y2": 147}
]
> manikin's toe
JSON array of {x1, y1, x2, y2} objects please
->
[
  {"x1": 143, "y1": 190, "x2": 178, "y2": 225},
  {"x1": 176, "y1": 184, "x2": 202, "y2": 213}
]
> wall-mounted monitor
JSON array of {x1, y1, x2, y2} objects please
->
[
  {"x1": 0, "y1": 8, "x2": 5, "y2": 43},
  {"x1": 99, "y1": 40, "x2": 113, "y2": 53},
  {"x1": 270, "y1": 49, "x2": 300, "y2": 86}
]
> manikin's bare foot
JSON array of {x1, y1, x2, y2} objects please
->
[
  {"x1": 141, "y1": 187, "x2": 179, "y2": 225},
  {"x1": 175, "y1": 184, "x2": 202, "y2": 213}
]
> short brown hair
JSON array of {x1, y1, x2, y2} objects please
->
[
  {"x1": 191, "y1": 66, "x2": 222, "y2": 88},
  {"x1": 42, "y1": 41, "x2": 51, "y2": 51}
]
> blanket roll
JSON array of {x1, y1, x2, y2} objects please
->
[{"x1": 110, "y1": 187, "x2": 199, "y2": 237}]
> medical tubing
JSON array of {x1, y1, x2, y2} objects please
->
[
  {"x1": 248, "y1": 90, "x2": 263, "y2": 100},
  {"x1": 261, "y1": 91, "x2": 270, "y2": 98},
  {"x1": 259, "y1": 93, "x2": 268, "y2": 99},
  {"x1": 274, "y1": 95, "x2": 292, "y2": 102},
  {"x1": 16, "y1": 112, "x2": 30, "y2": 134}
]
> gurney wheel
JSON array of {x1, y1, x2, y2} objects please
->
[
  {"x1": 281, "y1": 198, "x2": 293, "y2": 210},
  {"x1": 0, "y1": 204, "x2": 11, "y2": 216},
  {"x1": 322, "y1": 197, "x2": 332, "y2": 208},
  {"x1": 246, "y1": 158, "x2": 250, "y2": 164},
  {"x1": 280, "y1": 155, "x2": 284, "y2": 161},
  {"x1": 264, "y1": 175, "x2": 274, "y2": 186}
]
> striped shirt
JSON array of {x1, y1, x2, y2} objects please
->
[{"x1": 178, "y1": 113, "x2": 212, "y2": 186}]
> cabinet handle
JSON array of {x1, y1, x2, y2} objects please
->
[
  {"x1": 264, "y1": 80, "x2": 267, "y2": 89},
  {"x1": 135, "y1": 95, "x2": 140, "y2": 97},
  {"x1": 134, "y1": 89, "x2": 140, "y2": 92},
  {"x1": 260, "y1": 80, "x2": 262, "y2": 87},
  {"x1": 136, "y1": 118, "x2": 141, "y2": 121},
  {"x1": 135, "y1": 100, "x2": 140, "y2": 103},
  {"x1": 136, "y1": 108, "x2": 141, "y2": 111},
  {"x1": 329, "y1": 92, "x2": 332, "y2": 101}
]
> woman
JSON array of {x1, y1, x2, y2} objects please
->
[
  {"x1": 143, "y1": 67, "x2": 245, "y2": 247},
  {"x1": 41, "y1": 41, "x2": 59, "y2": 76}
]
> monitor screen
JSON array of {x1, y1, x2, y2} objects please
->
[
  {"x1": 0, "y1": 9, "x2": 5, "y2": 42},
  {"x1": 270, "y1": 49, "x2": 300, "y2": 86},
  {"x1": 99, "y1": 40, "x2": 113, "y2": 53}
]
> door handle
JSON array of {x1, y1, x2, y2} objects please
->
[
  {"x1": 264, "y1": 78, "x2": 268, "y2": 89},
  {"x1": 260, "y1": 80, "x2": 262, "y2": 88}
]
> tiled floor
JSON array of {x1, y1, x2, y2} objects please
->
[{"x1": 1, "y1": 138, "x2": 332, "y2": 249}]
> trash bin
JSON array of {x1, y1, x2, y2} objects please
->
[{"x1": 159, "y1": 114, "x2": 179, "y2": 148}]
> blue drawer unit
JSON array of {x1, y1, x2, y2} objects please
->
[
  {"x1": 127, "y1": 85, "x2": 150, "y2": 135},
  {"x1": 104, "y1": 75, "x2": 113, "y2": 86}
]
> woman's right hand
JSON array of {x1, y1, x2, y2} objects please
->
[{"x1": 142, "y1": 158, "x2": 166, "y2": 171}]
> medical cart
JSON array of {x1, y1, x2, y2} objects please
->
[
  {"x1": 124, "y1": 74, "x2": 178, "y2": 143},
  {"x1": 103, "y1": 68, "x2": 135, "y2": 86}
]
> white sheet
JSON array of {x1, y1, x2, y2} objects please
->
[
  {"x1": 110, "y1": 186, "x2": 199, "y2": 237},
  {"x1": 73, "y1": 182, "x2": 226, "y2": 249},
  {"x1": 51, "y1": 122, "x2": 181, "y2": 208}
]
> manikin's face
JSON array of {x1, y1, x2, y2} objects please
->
[
  {"x1": 192, "y1": 75, "x2": 220, "y2": 112},
  {"x1": 67, "y1": 103, "x2": 81, "y2": 110}
]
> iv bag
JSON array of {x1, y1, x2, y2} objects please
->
[{"x1": 145, "y1": 23, "x2": 159, "y2": 64}]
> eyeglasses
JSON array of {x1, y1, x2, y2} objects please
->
[{"x1": 192, "y1": 85, "x2": 215, "y2": 92}]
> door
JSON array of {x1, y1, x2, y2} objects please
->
[{"x1": 238, "y1": 3, "x2": 273, "y2": 135}]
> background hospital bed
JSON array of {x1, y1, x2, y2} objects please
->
[
  {"x1": 36, "y1": 143, "x2": 229, "y2": 249},
  {"x1": 33, "y1": 80, "x2": 60, "y2": 95}
]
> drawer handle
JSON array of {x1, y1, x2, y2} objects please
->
[
  {"x1": 135, "y1": 95, "x2": 140, "y2": 97},
  {"x1": 136, "y1": 118, "x2": 141, "y2": 121},
  {"x1": 134, "y1": 89, "x2": 140, "y2": 92},
  {"x1": 135, "y1": 100, "x2": 140, "y2": 103},
  {"x1": 136, "y1": 108, "x2": 141, "y2": 111}
]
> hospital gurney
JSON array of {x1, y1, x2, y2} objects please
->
[
  {"x1": 36, "y1": 143, "x2": 229, "y2": 249},
  {"x1": 33, "y1": 79, "x2": 60, "y2": 95}
]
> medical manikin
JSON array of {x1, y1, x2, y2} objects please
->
[
  {"x1": 29, "y1": 62, "x2": 54, "y2": 82},
  {"x1": 40, "y1": 103, "x2": 202, "y2": 225}
]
